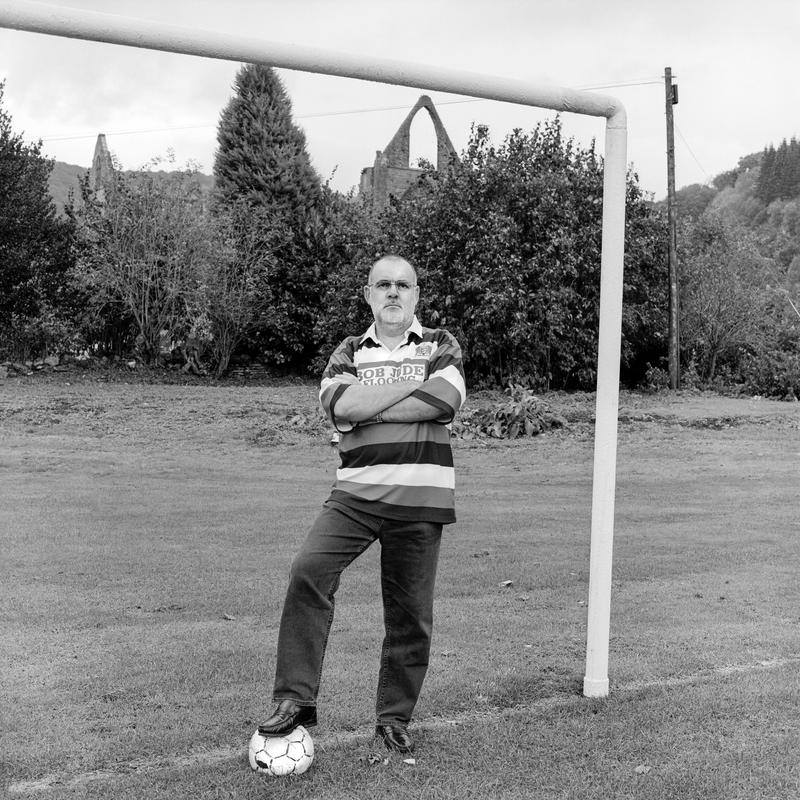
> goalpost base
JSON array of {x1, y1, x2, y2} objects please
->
[{"x1": 583, "y1": 676, "x2": 610, "y2": 698}]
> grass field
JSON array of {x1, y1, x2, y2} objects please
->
[{"x1": 2, "y1": 373, "x2": 799, "y2": 799}]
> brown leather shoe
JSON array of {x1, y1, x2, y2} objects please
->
[
  {"x1": 258, "y1": 699, "x2": 317, "y2": 736},
  {"x1": 376, "y1": 723, "x2": 414, "y2": 753}
]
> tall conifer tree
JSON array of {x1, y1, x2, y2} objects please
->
[
  {"x1": 756, "y1": 145, "x2": 777, "y2": 203},
  {"x1": 787, "y1": 137, "x2": 800, "y2": 198},
  {"x1": 214, "y1": 64, "x2": 321, "y2": 215},
  {"x1": 213, "y1": 64, "x2": 323, "y2": 369},
  {"x1": 773, "y1": 139, "x2": 791, "y2": 200}
]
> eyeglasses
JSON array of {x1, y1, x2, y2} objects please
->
[{"x1": 367, "y1": 280, "x2": 417, "y2": 292}]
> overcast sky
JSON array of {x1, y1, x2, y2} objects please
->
[{"x1": 1, "y1": 0, "x2": 798, "y2": 201}]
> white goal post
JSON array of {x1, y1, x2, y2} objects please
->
[{"x1": 0, "y1": 0, "x2": 627, "y2": 698}]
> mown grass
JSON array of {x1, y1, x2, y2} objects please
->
[
  {"x1": 1, "y1": 381, "x2": 799, "y2": 799},
  {"x1": 9, "y1": 666, "x2": 798, "y2": 800}
]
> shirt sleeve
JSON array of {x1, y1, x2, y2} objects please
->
[
  {"x1": 410, "y1": 330, "x2": 467, "y2": 424},
  {"x1": 319, "y1": 337, "x2": 359, "y2": 433}
]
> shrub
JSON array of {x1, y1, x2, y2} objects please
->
[
  {"x1": 380, "y1": 119, "x2": 667, "y2": 390},
  {"x1": 740, "y1": 340, "x2": 800, "y2": 398},
  {"x1": 452, "y1": 384, "x2": 568, "y2": 439}
]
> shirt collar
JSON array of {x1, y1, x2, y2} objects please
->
[{"x1": 360, "y1": 316, "x2": 423, "y2": 347}]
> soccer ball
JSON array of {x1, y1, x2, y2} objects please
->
[{"x1": 248, "y1": 725, "x2": 314, "y2": 776}]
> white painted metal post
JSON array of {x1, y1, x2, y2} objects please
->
[
  {"x1": 583, "y1": 116, "x2": 627, "y2": 698},
  {"x1": 0, "y1": 0, "x2": 627, "y2": 698}
]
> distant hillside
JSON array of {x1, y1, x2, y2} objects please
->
[
  {"x1": 47, "y1": 161, "x2": 215, "y2": 214},
  {"x1": 48, "y1": 161, "x2": 87, "y2": 214},
  {"x1": 656, "y1": 139, "x2": 800, "y2": 274},
  {"x1": 664, "y1": 139, "x2": 800, "y2": 227}
]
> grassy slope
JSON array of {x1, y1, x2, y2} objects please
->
[
  {"x1": 48, "y1": 161, "x2": 87, "y2": 213},
  {"x1": 1, "y1": 379, "x2": 799, "y2": 799},
  {"x1": 46, "y1": 162, "x2": 214, "y2": 213}
]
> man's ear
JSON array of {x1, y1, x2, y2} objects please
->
[{"x1": 363, "y1": 285, "x2": 371, "y2": 303}]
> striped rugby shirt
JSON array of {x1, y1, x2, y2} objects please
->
[{"x1": 319, "y1": 316, "x2": 466, "y2": 525}]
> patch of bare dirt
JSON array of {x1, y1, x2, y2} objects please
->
[
  {"x1": 0, "y1": 367, "x2": 329, "y2": 450},
  {"x1": 1, "y1": 368, "x2": 798, "y2": 453}
]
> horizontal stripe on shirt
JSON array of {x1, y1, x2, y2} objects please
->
[
  {"x1": 337, "y1": 462, "x2": 455, "y2": 490},
  {"x1": 341, "y1": 439, "x2": 454, "y2": 470},
  {"x1": 338, "y1": 420, "x2": 452, "y2": 450}
]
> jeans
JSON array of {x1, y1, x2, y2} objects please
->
[{"x1": 272, "y1": 500, "x2": 443, "y2": 726}]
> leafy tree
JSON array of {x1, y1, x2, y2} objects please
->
[
  {"x1": 75, "y1": 168, "x2": 209, "y2": 364},
  {"x1": 311, "y1": 187, "x2": 380, "y2": 367},
  {"x1": 674, "y1": 183, "x2": 717, "y2": 221},
  {"x1": 714, "y1": 167, "x2": 740, "y2": 192},
  {"x1": 187, "y1": 201, "x2": 275, "y2": 377},
  {"x1": 213, "y1": 64, "x2": 323, "y2": 369},
  {"x1": 707, "y1": 168, "x2": 765, "y2": 228},
  {"x1": 621, "y1": 180, "x2": 670, "y2": 383},
  {"x1": 679, "y1": 216, "x2": 772, "y2": 381},
  {"x1": 0, "y1": 81, "x2": 77, "y2": 360}
]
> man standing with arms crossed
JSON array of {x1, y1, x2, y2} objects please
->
[{"x1": 258, "y1": 255, "x2": 466, "y2": 753}]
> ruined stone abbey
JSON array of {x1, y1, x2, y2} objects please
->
[{"x1": 358, "y1": 95, "x2": 456, "y2": 212}]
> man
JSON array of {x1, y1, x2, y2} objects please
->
[{"x1": 258, "y1": 255, "x2": 466, "y2": 754}]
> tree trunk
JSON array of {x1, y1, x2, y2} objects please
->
[{"x1": 707, "y1": 350, "x2": 718, "y2": 382}]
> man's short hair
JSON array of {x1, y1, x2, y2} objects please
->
[{"x1": 368, "y1": 255, "x2": 417, "y2": 283}]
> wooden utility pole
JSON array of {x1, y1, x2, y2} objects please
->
[{"x1": 665, "y1": 67, "x2": 680, "y2": 389}]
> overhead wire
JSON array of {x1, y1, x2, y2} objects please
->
[
  {"x1": 573, "y1": 78, "x2": 662, "y2": 91},
  {"x1": 43, "y1": 124, "x2": 213, "y2": 142},
  {"x1": 39, "y1": 77, "x2": 666, "y2": 143},
  {"x1": 674, "y1": 121, "x2": 712, "y2": 184}
]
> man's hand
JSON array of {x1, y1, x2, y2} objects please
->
[{"x1": 333, "y1": 378, "x2": 420, "y2": 422}]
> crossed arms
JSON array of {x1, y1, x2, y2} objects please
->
[
  {"x1": 320, "y1": 331, "x2": 466, "y2": 432},
  {"x1": 332, "y1": 373, "x2": 444, "y2": 424}
]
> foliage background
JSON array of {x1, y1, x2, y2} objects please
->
[
  {"x1": 0, "y1": 81, "x2": 77, "y2": 361},
  {"x1": 2, "y1": 72, "x2": 799, "y2": 396}
]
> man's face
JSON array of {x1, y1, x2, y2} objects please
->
[{"x1": 364, "y1": 258, "x2": 419, "y2": 332}]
